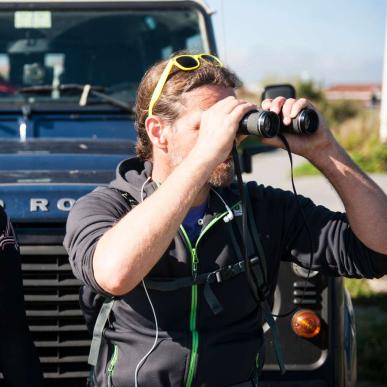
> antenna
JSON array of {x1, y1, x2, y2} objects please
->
[
  {"x1": 380, "y1": 6, "x2": 387, "y2": 142},
  {"x1": 220, "y1": 0, "x2": 228, "y2": 65}
]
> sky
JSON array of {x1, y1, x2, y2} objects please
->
[{"x1": 205, "y1": 0, "x2": 387, "y2": 88}]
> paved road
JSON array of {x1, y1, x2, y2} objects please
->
[
  {"x1": 244, "y1": 149, "x2": 387, "y2": 211},
  {"x1": 243, "y1": 149, "x2": 387, "y2": 292}
]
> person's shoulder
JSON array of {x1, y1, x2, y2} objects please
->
[
  {"x1": 78, "y1": 185, "x2": 130, "y2": 204},
  {"x1": 69, "y1": 186, "x2": 133, "y2": 220}
]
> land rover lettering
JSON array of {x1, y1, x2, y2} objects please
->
[{"x1": 30, "y1": 198, "x2": 49, "y2": 212}]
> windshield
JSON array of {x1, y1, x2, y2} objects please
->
[{"x1": 0, "y1": 8, "x2": 204, "y2": 105}]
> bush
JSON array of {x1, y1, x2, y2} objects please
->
[
  {"x1": 356, "y1": 307, "x2": 387, "y2": 383},
  {"x1": 319, "y1": 99, "x2": 359, "y2": 128},
  {"x1": 352, "y1": 142, "x2": 387, "y2": 173},
  {"x1": 294, "y1": 79, "x2": 359, "y2": 127},
  {"x1": 295, "y1": 79, "x2": 324, "y2": 102},
  {"x1": 345, "y1": 280, "x2": 387, "y2": 384},
  {"x1": 345, "y1": 278, "x2": 374, "y2": 298},
  {"x1": 294, "y1": 101, "x2": 386, "y2": 175}
]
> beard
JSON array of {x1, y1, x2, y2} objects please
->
[
  {"x1": 169, "y1": 148, "x2": 234, "y2": 188},
  {"x1": 208, "y1": 159, "x2": 234, "y2": 187}
]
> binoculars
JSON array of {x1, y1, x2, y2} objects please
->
[{"x1": 238, "y1": 108, "x2": 319, "y2": 138}]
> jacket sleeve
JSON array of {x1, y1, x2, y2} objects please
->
[
  {"x1": 63, "y1": 187, "x2": 131, "y2": 294},
  {"x1": 249, "y1": 182, "x2": 387, "y2": 279}
]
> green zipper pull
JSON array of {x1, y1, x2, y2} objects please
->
[
  {"x1": 192, "y1": 248, "x2": 199, "y2": 279},
  {"x1": 107, "y1": 345, "x2": 118, "y2": 387}
]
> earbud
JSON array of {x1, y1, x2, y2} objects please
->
[{"x1": 223, "y1": 210, "x2": 234, "y2": 223}]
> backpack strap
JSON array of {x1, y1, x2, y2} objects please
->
[
  {"x1": 145, "y1": 256, "x2": 261, "y2": 315},
  {"x1": 87, "y1": 189, "x2": 136, "y2": 369},
  {"x1": 243, "y1": 183, "x2": 269, "y2": 301},
  {"x1": 234, "y1": 183, "x2": 286, "y2": 375},
  {"x1": 144, "y1": 256, "x2": 259, "y2": 290},
  {"x1": 88, "y1": 298, "x2": 115, "y2": 367},
  {"x1": 261, "y1": 299, "x2": 285, "y2": 375},
  {"x1": 244, "y1": 184, "x2": 268, "y2": 281}
]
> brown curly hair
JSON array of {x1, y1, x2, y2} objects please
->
[{"x1": 135, "y1": 52, "x2": 240, "y2": 160}]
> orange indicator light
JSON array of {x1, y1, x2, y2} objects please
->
[{"x1": 291, "y1": 309, "x2": 321, "y2": 338}]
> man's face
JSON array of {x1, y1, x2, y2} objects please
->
[{"x1": 167, "y1": 85, "x2": 236, "y2": 187}]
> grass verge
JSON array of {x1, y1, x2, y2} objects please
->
[{"x1": 345, "y1": 278, "x2": 387, "y2": 385}]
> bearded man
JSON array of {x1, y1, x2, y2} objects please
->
[{"x1": 64, "y1": 53, "x2": 387, "y2": 387}]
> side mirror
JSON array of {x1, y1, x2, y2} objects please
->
[{"x1": 261, "y1": 83, "x2": 296, "y2": 101}]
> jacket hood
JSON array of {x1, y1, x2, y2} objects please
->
[
  {"x1": 109, "y1": 156, "x2": 242, "y2": 216},
  {"x1": 109, "y1": 157, "x2": 157, "y2": 203}
]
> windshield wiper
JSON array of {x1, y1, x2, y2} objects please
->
[{"x1": 18, "y1": 84, "x2": 132, "y2": 112}]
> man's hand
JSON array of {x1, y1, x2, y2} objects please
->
[
  {"x1": 192, "y1": 96, "x2": 256, "y2": 168},
  {"x1": 260, "y1": 97, "x2": 387, "y2": 255},
  {"x1": 260, "y1": 97, "x2": 337, "y2": 162}
]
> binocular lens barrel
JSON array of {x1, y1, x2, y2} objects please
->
[
  {"x1": 290, "y1": 108, "x2": 319, "y2": 134},
  {"x1": 238, "y1": 110, "x2": 280, "y2": 138},
  {"x1": 238, "y1": 108, "x2": 319, "y2": 137}
]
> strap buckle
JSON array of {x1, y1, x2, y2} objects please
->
[
  {"x1": 208, "y1": 259, "x2": 248, "y2": 284},
  {"x1": 215, "y1": 271, "x2": 223, "y2": 283},
  {"x1": 205, "y1": 270, "x2": 223, "y2": 283}
]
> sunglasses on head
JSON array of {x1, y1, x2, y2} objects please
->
[{"x1": 148, "y1": 53, "x2": 223, "y2": 116}]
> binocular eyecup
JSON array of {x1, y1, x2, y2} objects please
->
[{"x1": 238, "y1": 108, "x2": 319, "y2": 138}]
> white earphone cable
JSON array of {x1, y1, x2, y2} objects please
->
[
  {"x1": 134, "y1": 177, "x2": 159, "y2": 387},
  {"x1": 211, "y1": 188, "x2": 234, "y2": 223}
]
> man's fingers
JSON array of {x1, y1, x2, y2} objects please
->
[
  {"x1": 202, "y1": 98, "x2": 255, "y2": 128},
  {"x1": 282, "y1": 98, "x2": 296, "y2": 126},
  {"x1": 263, "y1": 96, "x2": 286, "y2": 115},
  {"x1": 201, "y1": 96, "x2": 237, "y2": 116},
  {"x1": 228, "y1": 102, "x2": 257, "y2": 127},
  {"x1": 261, "y1": 98, "x2": 272, "y2": 110},
  {"x1": 262, "y1": 97, "x2": 312, "y2": 125},
  {"x1": 290, "y1": 98, "x2": 308, "y2": 118},
  {"x1": 209, "y1": 96, "x2": 240, "y2": 114},
  {"x1": 209, "y1": 96, "x2": 252, "y2": 116}
]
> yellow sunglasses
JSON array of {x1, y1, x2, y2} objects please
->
[{"x1": 148, "y1": 53, "x2": 223, "y2": 116}]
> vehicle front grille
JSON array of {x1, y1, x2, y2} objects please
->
[
  {"x1": 293, "y1": 280, "x2": 320, "y2": 307},
  {"x1": 20, "y1": 243, "x2": 89, "y2": 387}
]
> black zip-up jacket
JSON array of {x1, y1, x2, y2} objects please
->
[{"x1": 64, "y1": 157, "x2": 387, "y2": 387}]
